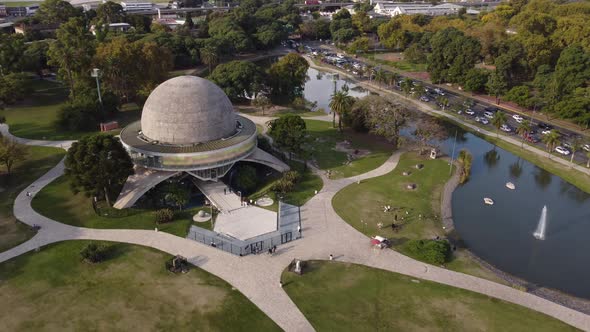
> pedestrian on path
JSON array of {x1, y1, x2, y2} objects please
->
[
  {"x1": 224, "y1": 188, "x2": 226, "y2": 195},
  {"x1": 279, "y1": 280, "x2": 283, "y2": 288},
  {"x1": 329, "y1": 254, "x2": 334, "y2": 261}
]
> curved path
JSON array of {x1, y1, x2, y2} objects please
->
[{"x1": 2, "y1": 123, "x2": 590, "y2": 331}]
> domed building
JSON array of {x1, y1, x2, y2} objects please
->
[{"x1": 114, "y1": 76, "x2": 289, "y2": 210}]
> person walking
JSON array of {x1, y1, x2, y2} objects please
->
[
  {"x1": 279, "y1": 280, "x2": 283, "y2": 288},
  {"x1": 329, "y1": 254, "x2": 334, "y2": 261},
  {"x1": 224, "y1": 188, "x2": 227, "y2": 195}
]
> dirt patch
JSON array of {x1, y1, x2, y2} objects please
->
[
  {"x1": 376, "y1": 52, "x2": 403, "y2": 62},
  {"x1": 333, "y1": 141, "x2": 370, "y2": 159}
]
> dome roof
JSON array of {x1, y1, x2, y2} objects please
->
[{"x1": 140, "y1": 76, "x2": 236, "y2": 145}]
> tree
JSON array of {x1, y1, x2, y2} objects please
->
[
  {"x1": 299, "y1": 20, "x2": 330, "y2": 40},
  {"x1": 428, "y1": 28, "x2": 481, "y2": 84},
  {"x1": 0, "y1": 34, "x2": 27, "y2": 73},
  {"x1": 96, "y1": 1, "x2": 124, "y2": 24},
  {"x1": 0, "y1": 73, "x2": 28, "y2": 106},
  {"x1": 329, "y1": 89, "x2": 355, "y2": 132},
  {"x1": 541, "y1": 130, "x2": 560, "y2": 159},
  {"x1": 436, "y1": 96, "x2": 449, "y2": 111},
  {"x1": 404, "y1": 44, "x2": 426, "y2": 64},
  {"x1": 491, "y1": 111, "x2": 507, "y2": 137},
  {"x1": 365, "y1": 96, "x2": 408, "y2": 148},
  {"x1": 414, "y1": 117, "x2": 448, "y2": 153},
  {"x1": 95, "y1": 37, "x2": 173, "y2": 103},
  {"x1": 486, "y1": 71, "x2": 507, "y2": 104},
  {"x1": 64, "y1": 134, "x2": 134, "y2": 207},
  {"x1": 184, "y1": 12, "x2": 194, "y2": 29},
  {"x1": 163, "y1": 183, "x2": 189, "y2": 210},
  {"x1": 457, "y1": 149, "x2": 473, "y2": 184},
  {"x1": 155, "y1": 208, "x2": 174, "y2": 224},
  {"x1": 47, "y1": 17, "x2": 96, "y2": 98},
  {"x1": 516, "y1": 120, "x2": 531, "y2": 148},
  {"x1": 403, "y1": 239, "x2": 450, "y2": 265},
  {"x1": 234, "y1": 164, "x2": 258, "y2": 193},
  {"x1": 252, "y1": 94, "x2": 271, "y2": 116},
  {"x1": 35, "y1": 0, "x2": 81, "y2": 24},
  {"x1": 209, "y1": 60, "x2": 264, "y2": 100},
  {"x1": 347, "y1": 37, "x2": 369, "y2": 54},
  {"x1": 505, "y1": 85, "x2": 530, "y2": 107},
  {"x1": 268, "y1": 53, "x2": 309, "y2": 103},
  {"x1": 547, "y1": 45, "x2": 590, "y2": 102},
  {"x1": 569, "y1": 137, "x2": 583, "y2": 166},
  {"x1": 0, "y1": 137, "x2": 27, "y2": 175},
  {"x1": 80, "y1": 243, "x2": 109, "y2": 263},
  {"x1": 401, "y1": 78, "x2": 413, "y2": 97},
  {"x1": 463, "y1": 68, "x2": 489, "y2": 94},
  {"x1": 200, "y1": 46, "x2": 218, "y2": 74},
  {"x1": 268, "y1": 114, "x2": 307, "y2": 160}
]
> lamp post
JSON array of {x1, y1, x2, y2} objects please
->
[
  {"x1": 237, "y1": 190, "x2": 242, "y2": 206},
  {"x1": 91, "y1": 68, "x2": 103, "y2": 111}
]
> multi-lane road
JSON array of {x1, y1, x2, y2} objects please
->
[{"x1": 300, "y1": 42, "x2": 590, "y2": 166}]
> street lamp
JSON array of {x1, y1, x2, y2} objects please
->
[
  {"x1": 237, "y1": 190, "x2": 242, "y2": 205},
  {"x1": 91, "y1": 68, "x2": 103, "y2": 111}
]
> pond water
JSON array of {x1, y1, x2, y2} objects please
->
[
  {"x1": 304, "y1": 68, "x2": 370, "y2": 113},
  {"x1": 304, "y1": 68, "x2": 590, "y2": 299}
]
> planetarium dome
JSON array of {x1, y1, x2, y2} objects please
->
[{"x1": 140, "y1": 75, "x2": 236, "y2": 145}]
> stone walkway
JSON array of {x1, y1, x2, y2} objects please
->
[{"x1": 2, "y1": 123, "x2": 590, "y2": 331}]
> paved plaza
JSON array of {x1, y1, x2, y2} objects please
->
[
  {"x1": 214, "y1": 206, "x2": 278, "y2": 240},
  {"x1": 2, "y1": 119, "x2": 590, "y2": 331}
]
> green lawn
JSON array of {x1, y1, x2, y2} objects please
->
[
  {"x1": 0, "y1": 146, "x2": 65, "y2": 252},
  {"x1": 304, "y1": 119, "x2": 393, "y2": 179},
  {"x1": 31, "y1": 176, "x2": 195, "y2": 237},
  {"x1": 249, "y1": 161, "x2": 323, "y2": 211},
  {"x1": 363, "y1": 53, "x2": 428, "y2": 72},
  {"x1": 282, "y1": 261, "x2": 577, "y2": 332},
  {"x1": 0, "y1": 241, "x2": 280, "y2": 331},
  {"x1": 332, "y1": 152, "x2": 503, "y2": 282},
  {"x1": 1, "y1": 79, "x2": 140, "y2": 140}
]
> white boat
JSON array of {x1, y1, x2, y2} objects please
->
[
  {"x1": 506, "y1": 182, "x2": 516, "y2": 190},
  {"x1": 483, "y1": 197, "x2": 494, "y2": 205}
]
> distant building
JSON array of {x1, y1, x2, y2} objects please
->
[
  {"x1": 6, "y1": 6, "x2": 27, "y2": 17},
  {"x1": 0, "y1": 21, "x2": 14, "y2": 33},
  {"x1": 25, "y1": 4, "x2": 39, "y2": 16},
  {"x1": 0, "y1": 4, "x2": 7, "y2": 17},
  {"x1": 90, "y1": 22, "x2": 132, "y2": 35},
  {"x1": 373, "y1": 2, "x2": 470, "y2": 17},
  {"x1": 121, "y1": 1, "x2": 154, "y2": 11}
]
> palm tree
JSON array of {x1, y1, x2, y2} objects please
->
[
  {"x1": 389, "y1": 72, "x2": 400, "y2": 88},
  {"x1": 569, "y1": 137, "x2": 582, "y2": 166},
  {"x1": 587, "y1": 151, "x2": 590, "y2": 168},
  {"x1": 374, "y1": 69, "x2": 386, "y2": 86},
  {"x1": 401, "y1": 78, "x2": 413, "y2": 97},
  {"x1": 365, "y1": 64, "x2": 374, "y2": 82},
  {"x1": 329, "y1": 89, "x2": 355, "y2": 132},
  {"x1": 516, "y1": 120, "x2": 531, "y2": 148},
  {"x1": 436, "y1": 96, "x2": 449, "y2": 111},
  {"x1": 200, "y1": 46, "x2": 218, "y2": 74},
  {"x1": 413, "y1": 83, "x2": 425, "y2": 99},
  {"x1": 491, "y1": 112, "x2": 507, "y2": 137},
  {"x1": 541, "y1": 130, "x2": 560, "y2": 159}
]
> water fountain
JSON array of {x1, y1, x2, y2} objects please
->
[{"x1": 533, "y1": 205, "x2": 548, "y2": 240}]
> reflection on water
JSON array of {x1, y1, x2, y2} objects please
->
[{"x1": 304, "y1": 67, "x2": 590, "y2": 299}]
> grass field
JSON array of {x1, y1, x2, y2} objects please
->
[
  {"x1": 249, "y1": 160, "x2": 323, "y2": 211},
  {"x1": 0, "y1": 146, "x2": 65, "y2": 252},
  {"x1": 0, "y1": 79, "x2": 140, "y2": 140},
  {"x1": 304, "y1": 119, "x2": 393, "y2": 179},
  {"x1": 332, "y1": 152, "x2": 503, "y2": 282},
  {"x1": 31, "y1": 176, "x2": 197, "y2": 237},
  {"x1": 363, "y1": 53, "x2": 428, "y2": 73},
  {"x1": 282, "y1": 261, "x2": 577, "y2": 332},
  {"x1": 0, "y1": 241, "x2": 280, "y2": 331}
]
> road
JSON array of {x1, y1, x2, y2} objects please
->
[{"x1": 300, "y1": 42, "x2": 590, "y2": 166}]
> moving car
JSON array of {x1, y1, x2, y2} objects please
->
[
  {"x1": 538, "y1": 122, "x2": 553, "y2": 130},
  {"x1": 434, "y1": 88, "x2": 445, "y2": 95},
  {"x1": 555, "y1": 146, "x2": 570, "y2": 155},
  {"x1": 420, "y1": 96, "x2": 430, "y2": 102},
  {"x1": 541, "y1": 129, "x2": 552, "y2": 135},
  {"x1": 500, "y1": 124, "x2": 512, "y2": 132},
  {"x1": 526, "y1": 135, "x2": 540, "y2": 143}
]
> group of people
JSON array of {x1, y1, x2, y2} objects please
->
[{"x1": 268, "y1": 245, "x2": 278, "y2": 255}]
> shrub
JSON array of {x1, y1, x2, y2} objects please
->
[
  {"x1": 273, "y1": 170, "x2": 301, "y2": 194},
  {"x1": 0, "y1": 115, "x2": 6, "y2": 124},
  {"x1": 155, "y1": 208, "x2": 174, "y2": 224},
  {"x1": 80, "y1": 243, "x2": 109, "y2": 263},
  {"x1": 403, "y1": 239, "x2": 451, "y2": 265}
]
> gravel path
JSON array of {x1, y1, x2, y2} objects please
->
[{"x1": 2, "y1": 120, "x2": 590, "y2": 330}]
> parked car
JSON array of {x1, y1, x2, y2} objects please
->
[
  {"x1": 475, "y1": 116, "x2": 481, "y2": 122},
  {"x1": 562, "y1": 142, "x2": 572, "y2": 149},
  {"x1": 526, "y1": 135, "x2": 540, "y2": 143},
  {"x1": 500, "y1": 124, "x2": 512, "y2": 132},
  {"x1": 434, "y1": 88, "x2": 445, "y2": 95},
  {"x1": 538, "y1": 122, "x2": 552, "y2": 130},
  {"x1": 512, "y1": 114, "x2": 524, "y2": 122},
  {"x1": 483, "y1": 111, "x2": 494, "y2": 119},
  {"x1": 555, "y1": 146, "x2": 570, "y2": 155},
  {"x1": 541, "y1": 129, "x2": 552, "y2": 135},
  {"x1": 481, "y1": 118, "x2": 489, "y2": 125},
  {"x1": 420, "y1": 96, "x2": 430, "y2": 102},
  {"x1": 465, "y1": 109, "x2": 475, "y2": 115},
  {"x1": 583, "y1": 144, "x2": 590, "y2": 152}
]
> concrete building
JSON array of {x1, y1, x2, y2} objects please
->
[
  {"x1": 120, "y1": 1, "x2": 154, "y2": 11},
  {"x1": 115, "y1": 75, "x2": 289, "y2": 209},
  {"x1": 373, "y1": 2, "x2": 467, "y2": 17},
  {"x1": 90, "y1": 22, "x2": 132, "y2": 35},
  {"x1": 0, "y1": 4, "x2": 7, "y2": 17}
]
